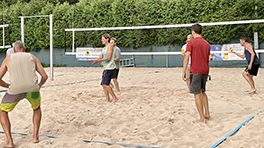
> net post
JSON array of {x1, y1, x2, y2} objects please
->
[
  {"x1": 72, "y1": 31, "x2": 75, "y2": 52},
  {"x1": 254, "y1": 32, "x2": 258, "y2": 50},
  {"x1": 2, "y1": 25, "x2": 4, "y2": 48},
  {"x1": 64, "y1": 29, "x2": 67, "y2": 53},
  {"x1": 21, "y1": 17, "x2": 24, "y2": 43},
  {"x1": 2, "y1": 5, "x2": 4, "y2": 47},
  {"x1": 50, "y1": 14, "x2": 54, "y2": 81},
  {"x1": 166, "y1": 55, "x2": 168, "y2": 67}
]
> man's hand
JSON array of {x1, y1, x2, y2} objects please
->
[
  {"x1": 248, "y1": 64, "x2": 252, "y2": 70},
  {"x1": 86, "y1": 59, "x2": 93, "y2": 62},
  {"x1": 92, "y1": 59, "x2": 100, "y2": 64},
  {"x1": 180, "y1": 53, "x2": 184, "y2": 58},
  {"x1": 182, "y1": 71, "x2": 186, "y2": 82}
]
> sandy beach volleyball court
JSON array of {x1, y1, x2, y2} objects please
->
[{"x1": 0, "y1": 67, "x2": 263, "y2": 148}]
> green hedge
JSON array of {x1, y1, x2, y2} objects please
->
[{"x1": 0, "y1": 0, "x2": 263, "y2": 51}]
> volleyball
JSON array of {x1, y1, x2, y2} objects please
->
[
  {"x1": 85, "y1": 51, "x2": 89, "y2": 55},
  {"x1": 229, "y1": 47, "x2": 233, "y2": 51},
  {"x1": 181, "y1": 48, "x2": 184, "y2": 52}
]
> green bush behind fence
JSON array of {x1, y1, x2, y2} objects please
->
[{"x1": 0, "y1": 0, "x2": 263, "y2": 52}]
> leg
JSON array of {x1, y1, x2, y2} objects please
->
[
  {"x1": 109, "y1": 82, "x2": 114, "y2": 88},
  {"x1": 102, "y1": 85, "x2": 119, "y2": 103},
  {"x1": 186, "y1": 67, "x2": 190, "y2": 93},
  {"x1": 248, "y1": 75, "x2": 256, "y2": 93},
  {"x1": 112, "y1": 78, "x2": 120, "y2": 92},
  {"x1": 33, "y1": 107, "x2": 41, "y2": 143},
  {"x1": 0, "y1": 109, "x2": 13, "y2": 148},
  {"x1": 242, "y1": 72, "x2": 256, "y2": 93},
  {"x1": 103, "y1": 86, "x2": 110, "y2": 102},
  {"x1": 193, "y1": 93, "x2": 206, "y2": 123},
  {"x1": 201, "y1": 91, "x2": 210, "y2": 119},
  {"x1": 101, "y1": 70, "x2": 111, "y2": 102},
  {"x1": 186, "y1": 81, "x2": 190, "y2": 93}
]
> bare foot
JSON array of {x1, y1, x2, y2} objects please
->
[
  {"x1": 111, "y1": 98, "x2": 119, "y2": 103},
  {"x1": 248, "y1": 89, "x2": 257, "y2": 94},
  {"x1": 33, "y1": 135, "x2": 39, "y2": 143},
  {"x1": 205, "y1": 115, "x2": 210, "y2": 119},
  {"x1": 33, "y1": 138, "x2": 39, "y2": 143},
  {"x1": 4, "y1": 142, "x2": 14, "y2": 148},
  {"x1": 104, "y1": 99, "x2": 110, "y2": 102},
  {"x1": 205, "y1": 113, "x2": 210, "y2": 119},
  {"x1": 192, "y1": 119, "x2": 206, "y2": 123}
]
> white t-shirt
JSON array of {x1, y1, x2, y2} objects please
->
[
  {"x1": 114, "y1": 46, "x2": 121, "y2": 69},
  {"x1": 181, "y1": 44, "x2": 191, "y2": 66},
  {"x1": 6, "y1": 47, "x2": 14, "y2": 55}
]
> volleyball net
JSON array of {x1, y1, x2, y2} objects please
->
[
  {"x1": 64, "y1": 19, "x2": 264, "y2": 55},
  {"x1": 63, "y1": 19, "x2": 264, "y2": 67}
]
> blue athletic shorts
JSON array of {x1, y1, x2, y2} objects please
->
[
  {"x1": 112, "y1": 68, "x2": 119, "y2": 79},
  {"x1": 101, "y1": 69, "x2": 115, "y2": 85}
]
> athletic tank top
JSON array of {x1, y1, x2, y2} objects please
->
[
  {"x1": 102, "y1": 45, "x2": 116, "y2": 70},
  {"x1": 244, "y1": 48, "x2": 260, "y2": 65},
  {"x1": 7, "y1": 52, "x2": 39, "y2": 94}
]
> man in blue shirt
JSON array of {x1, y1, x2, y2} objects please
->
[{"x1": 231, "y1": 37, "x2": 260, "y2": 94}]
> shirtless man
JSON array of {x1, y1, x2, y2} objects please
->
[{"x1": 181, "y1": 34, "x2": 193, "y2": 92}]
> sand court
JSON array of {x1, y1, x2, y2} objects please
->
[{"x1": 0, "y1": 67, "x2": 264, "y2": 148}]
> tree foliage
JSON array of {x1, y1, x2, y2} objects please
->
[
  {"x1": 1, "y1": 0, "x2": 79, "y2": 6},
  {"x1": 0, "y1": 0, "x2": 263, "y2": 51}
]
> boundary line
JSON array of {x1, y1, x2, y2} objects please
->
[
  {"x1": 0, "y1": 131, "x2": 58, "y2": 138},
  {"x1": 211, "y1": 108, "x2": 264, "y2": 148},
  {"x1": 83, "y1": 140, "x2": 169, "y2": 148},
  {"x1": 0, "y1": 131, "x2": 168, "y2": 148},
  {"x1": 0, "y1": 78, "x2": 102, "y2": 93}
]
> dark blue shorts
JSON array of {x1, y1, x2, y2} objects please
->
[
  {"x1": 245, "y1": 64, "x2": 260, "y2": 76},
  {"x1": 190, "y1": 74, "x2": 208, "y2": 94},
  {"x1": 112, "y1": 68, "x2": 119, "y2": 79},
  {"x1": 101, "y1": 69, "x2": 115, "y2": 85}
]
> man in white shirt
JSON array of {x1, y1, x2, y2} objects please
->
[
  {"x1": 110, "y1": 38, "x2": 121, "y2": 92},
  {"x1": 180, "y1": 34, "x2": 193, "y2": 92},
  {"x1": 6, "y1": 41, "x2": 16, "y2": 56}
]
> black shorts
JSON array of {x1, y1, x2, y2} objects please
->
[
  {"x1": 245, "y1": 64, "x2": 260, "y2": 76},
  {"x1": 112, "y1": 68, "x2": 119, "y2": 79},
  {"x1": 190, "y1": 74, "x2": 208, "y2": 94},
  {"x1": 101, "y1": 69, "x2": 114, "y2": 85}
]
